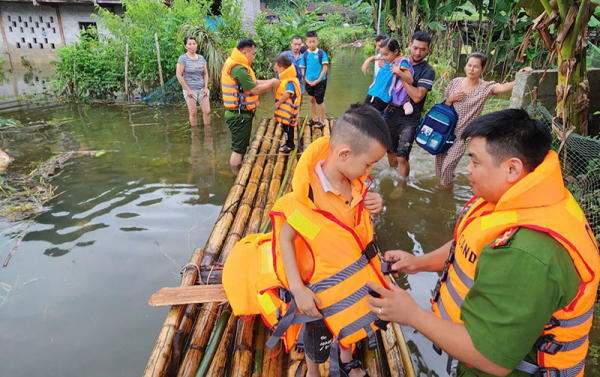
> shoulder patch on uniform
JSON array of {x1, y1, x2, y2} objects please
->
[{"x1": 491, "y1": 227, "x2": 520, "y2": 249}]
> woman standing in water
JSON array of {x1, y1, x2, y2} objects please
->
[
  {"x1": 436, "y1": 52, "x2": 531, "y2": 187},
  {"x1": 176, "y1": 36, "x2": 211, "y2": 127}
]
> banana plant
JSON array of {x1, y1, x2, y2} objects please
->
[{"x1": 517, "y1": 0, "x2": 596, "y2": 135}]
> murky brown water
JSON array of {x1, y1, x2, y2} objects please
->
[{"x1": 0, "y1": 47, "x2": 597, "y2": 377}]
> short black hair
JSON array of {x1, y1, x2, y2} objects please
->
[
  {"x1": 462, "y1": 109, "x2": 551, "y2": 172},
  {"x1": 379, "y1": 38, "x2": 401, "y2": 54},
  {"x1": 331, "y1": 103, "x2": 391, "y2": 154},
  {"x1": 467, "y1": 52, "x2": 487, "y2": 69},
  {"x1": 291, "y1": 36, "x2": 302, "y2": 43},
  {"x1": 237, "y1": 38, "x2": 257, "y2": 51},
  {"x1": 306, "y1": 31, "x2": 318, "y2": 39},
  {"x1": 375, "y1": 34, "x2": 388, "y2": 43},
  {"x1": 183, "y1": 36, "x2": 197, "y2": 46},
  {"x1": 275, "y1": 54, "x2": 292, "y2": 68},
  {"x1": 411, "y1": 31, "x2": 432, "y2": 45}
]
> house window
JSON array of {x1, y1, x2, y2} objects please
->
[{"x1": 79, "y1": 22, "x2": 97, "y2": 31}]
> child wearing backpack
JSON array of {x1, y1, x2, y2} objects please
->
[
  {"x1": 364, "y1": 38, "x2": 413, "y2": 115},
  {"x1": 301, "y1": 31, "x2": 329, "y2": 129},
  {"x1": 274, "y1": 54, "x2": 302, "y2": 153}
]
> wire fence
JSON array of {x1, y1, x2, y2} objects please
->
[{"x1": 142, "y1": 76, "x2": 182, "y2": 105}]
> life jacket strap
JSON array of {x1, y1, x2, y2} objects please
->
[
  {"x1": 535, "y1": 334, "x2": 588, "y2": 355},
  {"x1": 265, "y1": 294, "x2": 320, "y2": 349},
  {"x1": 516, "y1": 359, "x2": 585, "y2": 377},
  {"x1": 546, "y1": 306, "x2": 594, "y2": 330}
]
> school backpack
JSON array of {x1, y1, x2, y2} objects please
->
[
  {"x1": 302, "y1": 49, "x2": 325, "y2": 66},
  {"x1": 414, "y1": 102, "x2": 459, "y2": 155}
]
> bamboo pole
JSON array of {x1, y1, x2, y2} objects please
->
[
  {"x1": 252, "y1": 323, "x2": 267, "y2": 377},
  {"x1": 302, "y1": 120, "x2": 312, "y2": 151},
  {"x1": 361, "y1": 337, "x2": 386, "y2": 377},
  {"x1": 176, "y1": 304, "x2": 222, "y2": 377},
  {"x1": 124, "y1": 43, "x2": 129, "y2": 102},
  {"x1": 392, "y1": 324, "x2": 415, "y2": 377},
  {"x1": 286, "y1": 347, "x2": 305, "y2": 377},
  {"x1": 254, "y1": 122, "x2": 283, "y2": 212},
  {"x1": 177, "y1": 120, "x2": 276, "y2": 376},
  {"x1": 260, "y1": 117, "x2": 309, "y2": 233},
  {"x1": 261, "y1": 149, "x2": 287, "y2": 228},
  {"x1": 155, "y1": 33, "x2": 165, "y2": 89},
  {"x1": 323, "y1": 118, "x2": 331, "y2": 137},
  {"x1": 194, "y1": 306, "x2": 232, "y2": 377},
  {"x1": 201, "y1": 121, "x2": 282, "y2": 376},
  {"x1": 262, "y1": 122, "x2": 299, "y2": 227},
  {"x1": 318, "y1": 360, "x2": 330, "y2": 377},
  {"x1": 206, "y1": 308, "x2": 239, "y2": 376},
  {"x1": 261, "y1": 336, "x2": 284, "y2": 377},
  {"x1": 230, "y1": 317, "x2": 257, "y2": 377},
  {"x1": 200, "y1": 118, "x2": 268, "y2": 265},
  {"x1": 230, "y1": 125, "x2": 285, "y2": 377},
  {"x1": 219, "y1": 119, "x2": 278, "y2": 262},
  {"x1": 381, "y1": 326, "x2": 406, "y2": 377},
  {"x1": 144, "y1": 248, "x2": 205, "y2": 377}
]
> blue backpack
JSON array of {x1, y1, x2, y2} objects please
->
[{"x1": 415, "y1": 102, "x2": 459, "y2": 155}]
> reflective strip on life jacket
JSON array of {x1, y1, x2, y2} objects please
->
[{"x1": 265, "y1": 244, "x2": 380, "y2": 348}]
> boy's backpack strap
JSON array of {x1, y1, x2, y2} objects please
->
[{"x1": 302, "y1": 50, "x2": 325, "y2": 65}]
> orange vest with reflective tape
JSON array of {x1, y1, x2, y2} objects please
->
[
  {"x1": 432, "y1": 151, "x2": 599, "y2": 377},
  {"x1": 221, "y1": 48, "x2": 260, "y2": 111},
  {"x1": 274, "y1": 65, "x2": 301, "y2": 127},
  {"x1": 223, "y1": 137, "x2": 388, "y2": 351}
]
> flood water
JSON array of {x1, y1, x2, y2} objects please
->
[{"x1": 0, "y1": 47, "x2": 597, "y2": 377}]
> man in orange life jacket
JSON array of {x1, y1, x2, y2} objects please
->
[
  {"x1": 221, "y1": 39, "x2": 279, "y2": 173},
  {"x1": 366, "y1": 109, "x2": 600, "y2": 377}
]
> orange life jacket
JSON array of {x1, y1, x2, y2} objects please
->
[
  {"x1": 223, "y1": 137, "x2": 389, "y2": 352},
  {"x1": 221, "y1": 48, "x2": 260, "y2": 111},
  {"x1": 274, "y1": 65, "x2": 301, "y2": 127},
  {"x1": 431, "y1": 151, "x2": 599, "y2": 377}
]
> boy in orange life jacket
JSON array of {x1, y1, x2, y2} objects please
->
[
  {"x1": 273, "y1": 54, "x2": 302, "y2": 153},
  {"x1": 279, "y1": 103, "x2": 391, "y2": 377}
]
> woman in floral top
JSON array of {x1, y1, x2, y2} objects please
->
[{"x1": 436, "y1": 52, "x2": 531, "y2": 187}]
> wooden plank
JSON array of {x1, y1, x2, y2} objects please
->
[{"x1": 149, "y1": 285, "x2": 228, "y2": 307}]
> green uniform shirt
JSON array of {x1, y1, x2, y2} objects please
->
[
  {"x1": 224, "y1": 65, "x2": 257, "y2": 153},
  {"x1": 230, "y1": 65, "x2": 257, "y2": 112},
  {"x1": 458, "y1": 228, "x2": 580, "y2": 377}
]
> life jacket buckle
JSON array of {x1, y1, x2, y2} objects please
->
[
  {"x1": 363, "y1": 240, "x2": 379, "y2": 260},
  {"x1": 432, "y1": 280, "x2": 442, "y2": 303},
  {"x1": 535, "y1": 334, "x2": 563, "y2": 355},
  {"x1": 278, "y1": 287, "x2": 293, "y2": 303},
  {"x1": 533, "y1": 367, "x2": 559, "y2": 377},
  {"x1": 544, "y1": 317, "x2": 561, "y2": 331}
]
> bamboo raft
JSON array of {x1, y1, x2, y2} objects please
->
[{"x1": 144, "y1": 117, "x2": 416, "y2": 377}]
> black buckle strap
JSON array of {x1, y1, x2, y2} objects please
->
[
  {"x1": 535, "y1": 335, "x2": 562, "y2": 355},
  {"x1": 432, "y1": 242, "x2": 457, "y2": 303},
  {"x1": 278, "y1": 287, "x2": 293, "y2": 303},
  {"x1": 363, "y1": 240, "x2": 379, "y2": 260},
  {"x1": 544, "y1": 317, "x2": 561, "y2": 331},
  {"x1": 533, "y1": 368, "x2": 559, "y2": 377}
]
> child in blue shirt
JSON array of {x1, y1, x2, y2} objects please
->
[
  {"x1": 364, "y1": 38, "x2": 412, "y2": 114},
  {"x1": 300, "y1": 31, "x2": 329, "y2": 129}
]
